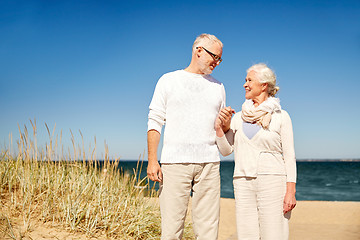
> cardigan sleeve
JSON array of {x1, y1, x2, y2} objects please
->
[
  {"x1": 280, "y1": 110, "x2": 297, "y2": 183},
  {"x1": 216, "y1": 134, "x2": 234, "y2": 156}
]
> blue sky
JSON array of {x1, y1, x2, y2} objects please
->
[{"x1": 1, "y1": 0, "x2": 359, "y2": 160}]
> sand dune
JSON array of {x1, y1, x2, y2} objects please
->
[{"x1": 3, "y1": 198, "x2": 359, "y2": 239}]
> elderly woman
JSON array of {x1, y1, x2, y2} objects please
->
[{"x1": 215, "y1": 63, "x2": 296, "y2": 240}]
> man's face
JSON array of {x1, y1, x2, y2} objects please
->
[{"x1": 197, "y1": 43, "x2": 223, "y2": 75}]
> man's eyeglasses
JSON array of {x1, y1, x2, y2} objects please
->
[{"x1": 197, "y1": 46, "x2": 222, "y2": 63}]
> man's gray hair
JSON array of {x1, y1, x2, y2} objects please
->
[
  {"x1": 192, "y1": 33, "x2": 223, "y2": 52},
  {"x1": 247, "y1": 63, "x2": 280, "y2": 97}
]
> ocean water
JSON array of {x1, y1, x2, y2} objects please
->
[{"x1": 117, "y1": 160, "x2": 360, "y2": 201}]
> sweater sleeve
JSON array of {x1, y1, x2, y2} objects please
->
[
  {"x1": 147, "y1": 76, "x2": 167, "y2": 133},
  {"x1": 280, "y1": 110, "x2": 297, "y2": 183},
  {"x1": 221, "y1": 84, "x2": 226, "y2": 109}
]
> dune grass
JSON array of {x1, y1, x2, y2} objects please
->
[{"x1": 0, "y1": 121, "x2": 194, "y2": 239}]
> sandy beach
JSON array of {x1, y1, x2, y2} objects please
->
[
  {"x1": 2, "y1": 198, "x2": 359, "y2": 239},
  {"x1": 218, "y1": 198, "x2": 360, "y2": 240}
]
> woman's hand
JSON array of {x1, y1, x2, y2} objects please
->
[{"x1": 283, "y1": 182, "x2": 296, "y2": 214}]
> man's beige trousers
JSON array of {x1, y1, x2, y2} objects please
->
[{"x1": 159, "y1": 162, "x2": 220, "y2": 240}]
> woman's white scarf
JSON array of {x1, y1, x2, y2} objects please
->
[{"x1": 241, "y1": 97, "x2": 281, "y2": 129}]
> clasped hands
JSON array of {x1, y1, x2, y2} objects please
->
[{"x1": 215, "y1": 106, "x2": 236, "y2": 135}]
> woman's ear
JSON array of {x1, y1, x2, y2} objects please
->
[{"x1": 261, "y1": 82, "x2": 268, "y2": 92}]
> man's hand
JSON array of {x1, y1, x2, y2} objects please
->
[
  {"x1": 215, "y1": 113, "x2": 225, "y2": 137},
  {"x1": 215, "y1": 114, "x2": 222, "y2": 131},
  {"x1": 147, "y1": 129, "x2": 162, "y2": 182},
  {"x1": 147, "y1": 161, "x2": 163, "y2": 182},
  {"x1": 218, "y1": 106, "x2": 235, "y2": 133}
]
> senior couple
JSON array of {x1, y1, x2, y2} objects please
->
[{"x1": 147, "y1": 33, "x2": 296, "y2": 240}]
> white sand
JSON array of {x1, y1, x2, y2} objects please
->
[{"x1": 218, "y1": 199, "x2": 360, "y2": 240}]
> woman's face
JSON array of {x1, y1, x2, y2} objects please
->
[{"x1": 243, "y1": 70, "x2": 266, "y2": 100}]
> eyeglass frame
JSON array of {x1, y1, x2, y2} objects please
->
[{"x1": 196, "y1": 46, "x2": 222, "y2": 63}]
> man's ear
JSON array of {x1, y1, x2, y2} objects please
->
[{"x1": 195, "y1": 46, "x2": 202, "y2": 56}]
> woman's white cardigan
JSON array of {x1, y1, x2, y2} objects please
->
[{"x1": 216, "y1": 110, "x2": 297, "y2": 182}]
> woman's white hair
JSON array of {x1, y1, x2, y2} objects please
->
[
  {"x1": 192, "y1": 33, "x2": 223, "y2": 52},
  {"x1": 247, "y1": 63, "x2": 279, "y2": 97}
]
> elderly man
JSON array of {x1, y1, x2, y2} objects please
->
[{"x1": 147, "y1": 33, "x2": 229, "y2": 240}]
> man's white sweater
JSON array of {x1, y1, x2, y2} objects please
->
[{"x1": 148, "y1": 70, "x2": 226, "y2": 163}]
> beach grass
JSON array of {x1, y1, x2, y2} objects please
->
[{"x1": 0, "y1": 121, "x2": 194, "y2": 239}]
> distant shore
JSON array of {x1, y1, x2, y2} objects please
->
[
  {"x1": 117, "y1": 159, "x2": 360, "y2": 162},
  {"x1": 295, "y1": 159, "x2": 360, "y2": 162}
]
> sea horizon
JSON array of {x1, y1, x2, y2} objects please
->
[{"x1": 113, "y1": 160, "x2": 360, "y2": 202}]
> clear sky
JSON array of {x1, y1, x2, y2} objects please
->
[{"x1": 1, "y1": 0, "x2": 359, "y2": 160}]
